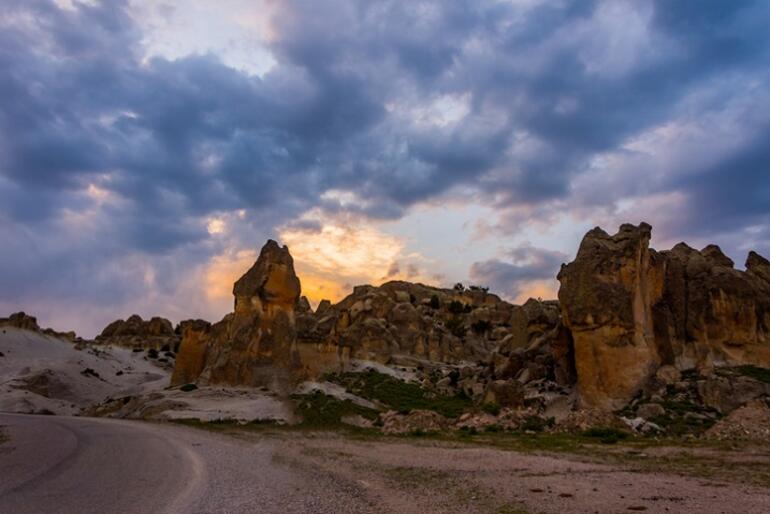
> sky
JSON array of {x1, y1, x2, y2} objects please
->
[{"x1": 1, "y1": 0, "x2": 769, "y2": 337}]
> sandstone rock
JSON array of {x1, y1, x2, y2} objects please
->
[
  {"x1": 704, "y1": 399, "x2": 770, "y2": 441},
  {"x1": 559, "y1": 222, "x2": 770, "y2": 409},
  {"x1": 483, "y1": 380, "x2": 524, "y2": 408},
  {"x1": 558, "y1": 223, "x2": 664, "y2": 410},
  {"x1": 0, "y1": 312, "x2": 41, "y2": 331},
  {"x1": 696, "y1": 375, "x2": 770, "y2": 414},
  {"x1": 170, "y1": 320, "x2": 211, "y2": 386},
  {"x1": 380, "y1": 409, "x2": 449, "y2": 434},
  {"x1": 96, "y1": 315, "x2": 178, "y2": 350},
  {"x1": 171, "y1": 240, "x2": 302, "y2": 388},
  {"x1": 655, "y1": 365, "x2": 681, "y2": 385},
  {"x1": 636, "y1": 402, "x2": 665, "y2": 420}
]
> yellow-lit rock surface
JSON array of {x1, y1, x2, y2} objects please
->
[{"x1": 559, "y1": 223, "x2": 770, "y2": 409}]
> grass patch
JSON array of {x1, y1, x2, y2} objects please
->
[
  {"x1": 582, "y1": 426, "x2": 630, "y2": 444},
  {"x1": 732, "y1": 364, "x2": 770, "y2": 383},
  {"x1": 292, "y1": 391, "x2": 379, "y2": 427},
  {"x1": 327, "y1": 369, "x2": 471, "y2": 418},
  {"x1": 519, "y1": 415, "x2": 554, "y2": 433},
  {"x1": 481, "y1": 401, "x2": 501, "y2": 416}
]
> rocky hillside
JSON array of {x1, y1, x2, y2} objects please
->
[
  {"x1": 3, "y1": 222, "x2": 769, "y2": 438},
  {"x1": 169, "y1": 223, "x2": 770, "y2": 433}
]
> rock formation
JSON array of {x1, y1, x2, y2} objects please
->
[
  {"x1": 1, "y1": 312, "x2": 80, "y2": 342},
  {"x1": 172, "y1": 240, "x2": 303, "y2": 388},
  {"x1": 558, "y1": 222, "x2": 770, "y2": 409},
  {"x1": 96, "y1": 314, "x2": 179, "y2": 349}
]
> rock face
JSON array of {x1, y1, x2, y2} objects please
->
[
  {"x1": 558, "y1": 223, "x2": 665, "y2": 409},
  {"x1": 172, "y1": 240, "x2": 569, "y2": 393},
  {"x1": 297, "y1": 281, "x2": 519, "y2": 367},
  {"x1": 559, "y1": 223, "x2": 770, "y2": 409},
  {"x1": 172, "y1": 240, "x2": 302, "y2": 388},
  {"x1": 96, "y1": 315, "x2": 178, "y2": 350}
]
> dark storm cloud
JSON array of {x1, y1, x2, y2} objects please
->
[
  {"x1": 2, "y1": 0, "x2": 770, "y2": 332},
  {"x1": 469, "y1": 245, "x2": 568, "y2": 299}
]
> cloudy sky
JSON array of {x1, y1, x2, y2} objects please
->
[{"x1": 2, "y1": 0, "x2": 769, "y2": 336}]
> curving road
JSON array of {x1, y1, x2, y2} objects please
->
[{"x1": 0, "y1": 413, "x2": 372, "y2": 514}]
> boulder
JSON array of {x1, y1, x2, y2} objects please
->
[
  {"x1": 380, "y1": 409, "x2": 449, "y2": 434},
  {"x1": 636, "y1": 402, "x2": 665, "y2": 420}
]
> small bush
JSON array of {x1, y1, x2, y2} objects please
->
[
  {"x1": 471, "y1": 320, "x2": 492, "y2": 334},
  {"x1": 327, "y1": 369, "x2": 471, "y2": 418},
  {"x1": 484, "y1": 424, "x2": 501, "y2": 433},
  {"x1": 160, "y1": 344, "x2": 171, "y2": 352},
  {"x1": 481, "y1": 402, "x2": 501, "y2": 416},
  {"x1": 429, "y1": 295, "x2": 440, "y2": 309},
  {"x1": 81, "y1": 368, "x2": 100, "y2": 378},
  {"x1": 293, "y1": 391, "x2": 379, "y2": 427},
  {"x1": 180, "y1": 383, "x2": 198, "y2": 392},
  {"x1": 147, "y1": 348, "x2": 159, "y2": 359},
  {"x1": 445, "y1": 316, "x2": 467, "y2": 338},
  {"x1": 582, "y1": 426, "x2": 629, "y2": 444},
  {"x1": 735, "y1": 364, "x2": 770, "y2": 383},
  {"x1": 520, "y1": 415, "x2": 554, "y2": 433},
  {"x1": 448, "y1": 300, "x2": 465, "y2": 314}
]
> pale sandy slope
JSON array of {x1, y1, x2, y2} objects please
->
[
  {"x1": 0, "y1": 327, "x2": 168, "y2": 415},
  {"x1": 0, "y1": 327, "x2": 294, "y2": 422}
]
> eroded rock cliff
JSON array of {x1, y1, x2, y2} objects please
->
[
  {"x1": 559, "y1": 222, "x2": 770, "y2": 409},
  {"x1": 172, "y1": 240, "x2": 302, "y2": 388}
]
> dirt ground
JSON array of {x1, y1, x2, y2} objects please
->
[{"x1": 228, "y1": 429, "x2": 770, "y2": 514}]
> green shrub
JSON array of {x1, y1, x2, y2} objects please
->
[
  {"x1": 471, "y1": 320, "x2": 492, "y2": 334},
  {"x1": 147, "y1": 348, "x2": 158, "y2": 359},
  {"x1": 445, "y1": 316, "x2": 467, "y2": 338},
  {"x1": 484, "y1": 424, "x2": 501, "y2": 433},
  {"x1": 734, "y1": 365, "x2": 770, "y2": 383},
  {"x1": 292, "y1": 391, "x2": 379, "y2": 427},
  {"x1": 481, "y1": 402, "x2": 501, "y2": 416},
  {"x1": 582, "y1": 426, "x2": 629, "y2": 444},
  {"x1": 448, "y1": 300, "x2": 465, "y2": 314},
  {"x1": 180, "y1": 383, "x2": 198, "y2": 392},
  {"x1": 429, "y1": 295, "x2": 440, "y2": 309},
  {"x1": 459, "y1": 425, "x2": 478, "y2": 436},
  {"x1": 327, "y1": 370, "x2": 471, "y2": 418},
  {"x1": 520, "y1": 416, "x2": 554, "y2": 433}
]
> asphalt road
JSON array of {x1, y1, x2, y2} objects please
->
[{"x1": 0, "y1": 413, "x2": 373, "y2": 514}]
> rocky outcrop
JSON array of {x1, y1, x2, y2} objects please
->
[
  {"x1": 0, "y1": 312, "x2": 41, "y2": 331},
  {"x1": 172, "y1": 240, "x2": 302, "y2": 388},
  {"x1": 96, "y1": 314, "x2": 179, "y2": 350},
  {"x1": 0, "y1": 312, "x2": 80, "y2": 342},
  {"x1": 558, "y1": 223, "x2": 665, "y2": 409},
  {"x1": 296, "y1": 281, "x2": 526, "y2": 368},
  {"x1": 559, "y1": 222, "x2": 770, "y2": 409},
  {"x1": 169, "y1": 320, "x2": 211, "y2": 386}
]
